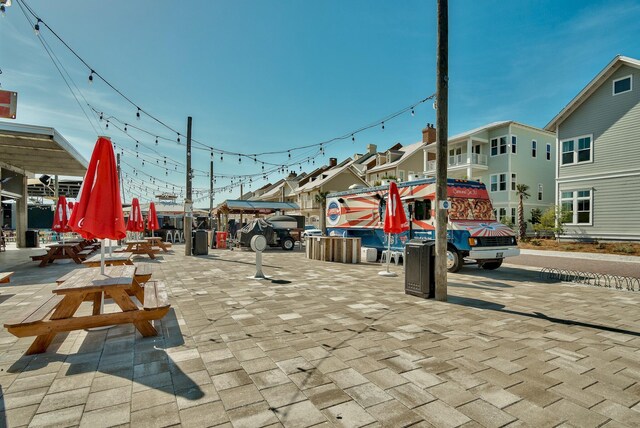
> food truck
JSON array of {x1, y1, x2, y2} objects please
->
[{"x1": 325, "y1": 178, "x2": 519, "y2": 272}]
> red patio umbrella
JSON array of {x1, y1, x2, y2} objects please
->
[
  {"x1": 69, "y1": 136, "x2": 126, "y2": 273},
  {"x1": 147, "y1": 202, "x2": 159, "y2": 237},
  {"x1": 52, "y1": 195, "x2": 72, "y2": 233},
  {"x1": 126, "y1": 198, "x2": 144, "y2": 236},
  {"x1": 380, "y1": 181, "x2": 409, "y2": 276}
]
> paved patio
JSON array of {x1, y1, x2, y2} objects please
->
[{"x1": 1, "y1": 245, "x2": 640, "y2": 427}]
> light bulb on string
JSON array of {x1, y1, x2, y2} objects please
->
[
  {"x1": 99, "y1": 112, "x2": 103, "y2": 121},
  {"x1": 136, "y1": 108, "x2": 141, "y2": 120},
  {"x1": 124, "y1": 124, "x2": 128, "y2": 132},
  {"x1": 220, "y1": 154, "x2": 223, "y2": 162},
  {"x1": 88, "y1": 70, "x2": 95, "y2": 84},
  {"x1": 352, "y1": 134, "x2": 355, "y2": 142},
  {"x1": 381, "y1": 121, "x2": 385, "y2": 130},
  {"x1": 177, "y1": 134, "x2": 180, "y2": 144},
  {"x1": 135, "y1": 141, "x2": 138, "y2": 149},
  {"x1": 34, "y1": 19, "x2": 41, "y2": 35},
  {"x1": 238, "y1": 155, "x2": 241, "y2": 163},
  {"x1": 105, "y1": 121, "x2": 109, "y2": 129},
  {"x1": 411, "y1": 107, "x2": 415, "y2": 116},
  {"x1": 155, "y1": 137, "x2": 158, "y2": 146}
]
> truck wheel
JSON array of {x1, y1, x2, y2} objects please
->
[
  {"x1": 481, "y1": 259, "x2": 503, "y2": 270},
  {"x1": 446, "y1": 247, "x2": 462, "y2": 273},
  {"x1": 282, "y1": 237, "x2": 295, "y2": 251}
]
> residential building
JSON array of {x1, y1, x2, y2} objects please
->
[
  {"x1": 365, "y1": 125, "x2": 437, "y2": 185},
  {"x1": 296, "y1": 157, "x2": 369, "y2": 228},
  {"x1": 423, "y1": 121, "x2": 556, "y2": 227},
  {"x1": 546, "y1": 55, "x2": 640, "y2": 241}
]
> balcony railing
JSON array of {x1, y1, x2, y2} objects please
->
[{"x1": 426, "y1": 153, "x2": 488, "y2": 172}]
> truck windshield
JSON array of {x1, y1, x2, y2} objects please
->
[{"x1": 449, "y1": 197, "x2": 496, "y2": 221}]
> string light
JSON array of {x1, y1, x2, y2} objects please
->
[
  {"x1": 124, "y1": 124, "x2": 128, "y2": 132},
  {"x1": 136, "y1": 108, "x2": 141, "y2": 120},
  {"x1": 105, "y1": 120, "x2": 109, "y2": 129},
  {"x1": 177, "y1": 134, "x2": 180, "y2": 144},
  {"x1": 155, "y1": 137, "x2": 158, "y2": 146},
  {"x1": 88, "y1": 69, "x2": 94, "y2": 84},
  {"x1": 411, "y1": 107, "x2": 415, "y2": 116},
  {"x1": 34, "y1": 18, "x2": 41, "y2": 35},
  {"x1": 351, "y1": 134, "x2": 355, "y2": 142},
  {"x1": 99, "y1": 112, "x2": 103, "y2": 121},
  {"x1": 381, "y1": 121, "x2": 385, "y2": 130}
]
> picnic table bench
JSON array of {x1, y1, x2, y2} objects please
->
[
  {"x1": 118, "y1": 240, "x2": 160, "y2": 259},
  {"x1": 0, "y1": 272, "x2": 14, "y2": 283},
  {"x1": 83, "y1": 251, "x2": 134, "y2": 268},
  {"x1": 144, "y1": 236, "x2": 172, "y2": 253},
  {"x1": 31, "y1": 243, "x2": 89, "y2": 267},
  {"x1": 4, "y1": 265, "x2": 169, "y2": 355}
]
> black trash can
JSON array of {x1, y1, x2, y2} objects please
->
[
  {"x1": 192, "y1": 229, "x2": 209, "y2": 255},
  {"x1": 25, "y1": 229, "x2": 40, "y2": 248},
  {"x1": 404, "y1": 239, "x2": 435, "y2": 298}
]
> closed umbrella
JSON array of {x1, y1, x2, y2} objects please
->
[
  {"x1": 127, "y1": 198, "x2": 144, "y2": 239},
  {"x1": 379, "y1": 181, "x2": 409, "y2": 277},
  {"x1": 52, "y1": 195, "x2": 71, "y2": 245},
  {"x1": 147, "y1": 202, "x2": 159, "y2": 237},
  {"x1": 68, "y1": 136, "x2": 126, "y2": 274}
]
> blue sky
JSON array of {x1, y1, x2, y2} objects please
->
[{"x1": 1, "y1": 0, "x2": 640, "y2": 205}]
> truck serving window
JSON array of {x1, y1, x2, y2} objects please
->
[
  {"x1": 414, "y1": 200, "x2": 432, "y2": 220},
  {"x1": 449, "y1": 198, "x2": 496, "y2": 221}
]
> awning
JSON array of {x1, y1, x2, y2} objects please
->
[
  {"x1": 0, "y1": 122, "x2": 88, "y2": 176},
  {"x1": 215, "y1": 200, "x2": 300, "y2": 214}
]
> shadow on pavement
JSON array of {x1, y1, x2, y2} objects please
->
[
  {"x1": 448, "y1": 295, "x2": 640, "y2": 337},
  {"x1": 6, "y1": 309, "x2": 204, "y2": 400}
]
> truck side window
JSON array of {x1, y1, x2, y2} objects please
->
[{"x1": 414, "y1": 200, "x2": 431, "y2": 220}]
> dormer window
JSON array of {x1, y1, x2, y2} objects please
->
[{"x1": 613, "y1": 75, "x2": 632, "y2": 95}]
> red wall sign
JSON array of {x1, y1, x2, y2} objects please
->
[{"x1": 0, "y1": 90, "x2": 18, "y2": 119}]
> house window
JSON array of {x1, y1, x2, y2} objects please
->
[
  {"x1": 397, "y1": 170, "x2": 405, "y2": 182},
  {"x1": 490, "y1": 175, "x2": 498, "y2": 192},
  {"x1": 538, "y1": 184, "x2": 543, "y2": 201},
  {"x1": 499, "y1": 208, "x2": 507, "y2": 221},
  {"x1": 473, "y1": 145, "x2": 481, "y2": 154},
  {"x1": 511, "y1": 136, "x2": 517, "y2": 154},
  {"x1": 560, "y1": 189, "x2": 592, "y2": 224},
  {"x1": 499, "y1": 173, "x2": 507, "y2": 191},
  {"x1": 408, "y1": 171, "x2": 415, "y2": 181},
  {"x1": 511, "y1": 173, "x2": 517, "y2": 191},
  {"x1": 499, "y1": 136, "x2": 507, "y2": 154},
  {"x1": 532, "y1": 140, "x2": 537, "y2": 158},
  {"x1": 491, "y1": 138, "x2": 498, "y2": 156},
  {"x1": 613, "y1": 75, "x2": 632, "y2": 95},
  {"x1": 546, "y1": 143, "x2": 551, "y2": 160},
  {"x1": 511, "y1": 208, "x2": 516, "y2": 224},
  {"x1": 561, "y1": 135, "x2": 592, "y2": 165}
]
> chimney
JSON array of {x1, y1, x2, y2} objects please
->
[
  {"x1": 329, "y1": 157, "x2": 337, "y2": 167},
  {"x1": 367, "y1": 144, "x2": 377, "y2": 154},
  {"x1": 422, "y1": 123, "x2": 436, "y2": 144},
  {"x1": 286, "y1": 171, "x2": 297, "y2": 179}
]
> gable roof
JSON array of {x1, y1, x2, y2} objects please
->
[
  {"x1": 545, "y1": 55, "x2": 640, "y2": 132},
  {"x1": 367, "y1": 140, "x2": 425, "y2": 174},
  {"x1": 297, "y1": 158, "x2": 367, "y2": 193}
]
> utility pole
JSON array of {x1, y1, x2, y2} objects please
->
[
  {"x1": 209, "y1": 160, "x2": 214, "y2": 230},
  {"x1": 435, "y1": 0, "x2": 449, "y2": 301},
  {"x1": 184, "y1": 117, "x2": 193, "y2": 256},
  {"x1": 239, "y1": 183, "x2": 244, "y2": 226},
  {"x1": 117, "y1": 153, "x2": 125, "y2": 203}
]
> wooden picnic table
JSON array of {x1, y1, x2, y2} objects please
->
[
  {"x1": 83, "y1": 252, "x2": 134, "y2": 267},
  {"x1": 144, "y1": 236, "x2": 171, "y2": 253},
  {"x1": 32, "y1": 242, "x2": 93, "y2": 267},
  {"x1": 121, "y1": 240, "x2": 158, "y2": 259},
  {"x1": 4, "y1": 264, "x2": 169, "y2": 355}
]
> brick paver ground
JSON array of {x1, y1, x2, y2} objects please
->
[{"x1": 1, "y1": 245, "x2": 640, "y2": 427}]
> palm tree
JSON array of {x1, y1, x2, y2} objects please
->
[
  {"x1": 315, "y1": 191, "x2": 330, "y2": 235},
  {"x1": 516, "y1": 184, "x2": 530, "y2": 241}
]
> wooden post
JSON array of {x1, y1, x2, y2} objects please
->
[{"x1": 435, "y1": 0, "x2": 449, "y2": 301}]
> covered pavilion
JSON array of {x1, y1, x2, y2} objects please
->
[{"x1": 0, "y1": 122, "x2": 87, "y2": 247}]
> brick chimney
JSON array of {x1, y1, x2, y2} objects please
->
[
  {"x1": 367, "y1": 144, "x2": 377, "y2": 154},
  {"x1": 329, "y1": 158, "x2": 337, "y2": 167},
  {"x1": 422, "y1": 123, "x2": 436, "y2": 144}
]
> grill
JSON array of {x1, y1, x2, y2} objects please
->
[{"x1": 477, "y1": 236, "x2": 515, "y2": 247}]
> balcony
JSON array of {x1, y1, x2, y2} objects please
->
[{"x1": 425, "y1": 153, "x2": 488, "y2": 173}]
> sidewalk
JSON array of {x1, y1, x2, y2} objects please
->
[
  {"x1": 1, "y1": 247, "x2": 640, "y2": 427},
  {"x1": 520, "y1": 248, "x2": 640, "y2": 264}
]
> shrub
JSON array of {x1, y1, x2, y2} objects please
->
[
  {"x1": 612, "y1": 245, "x2": 635, "y2": 254},
  {"x1": 529, "y1": 239, "x2": 542, "y2": 246}
]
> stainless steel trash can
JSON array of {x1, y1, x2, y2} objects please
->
[{"x1": 404, "y1": 239, "x2": 435, "y2": 298}]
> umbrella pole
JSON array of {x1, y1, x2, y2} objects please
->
[
  {"x1": 100, "y1": 239, "x2": 105, "y2": 275},
  {"x1": 386, "y1": 233, "x2": 392, "y2": 273}
]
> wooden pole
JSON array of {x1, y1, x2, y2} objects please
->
[{"x1": 435, "y1": 0, "x2": 449, "y2": 301}]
